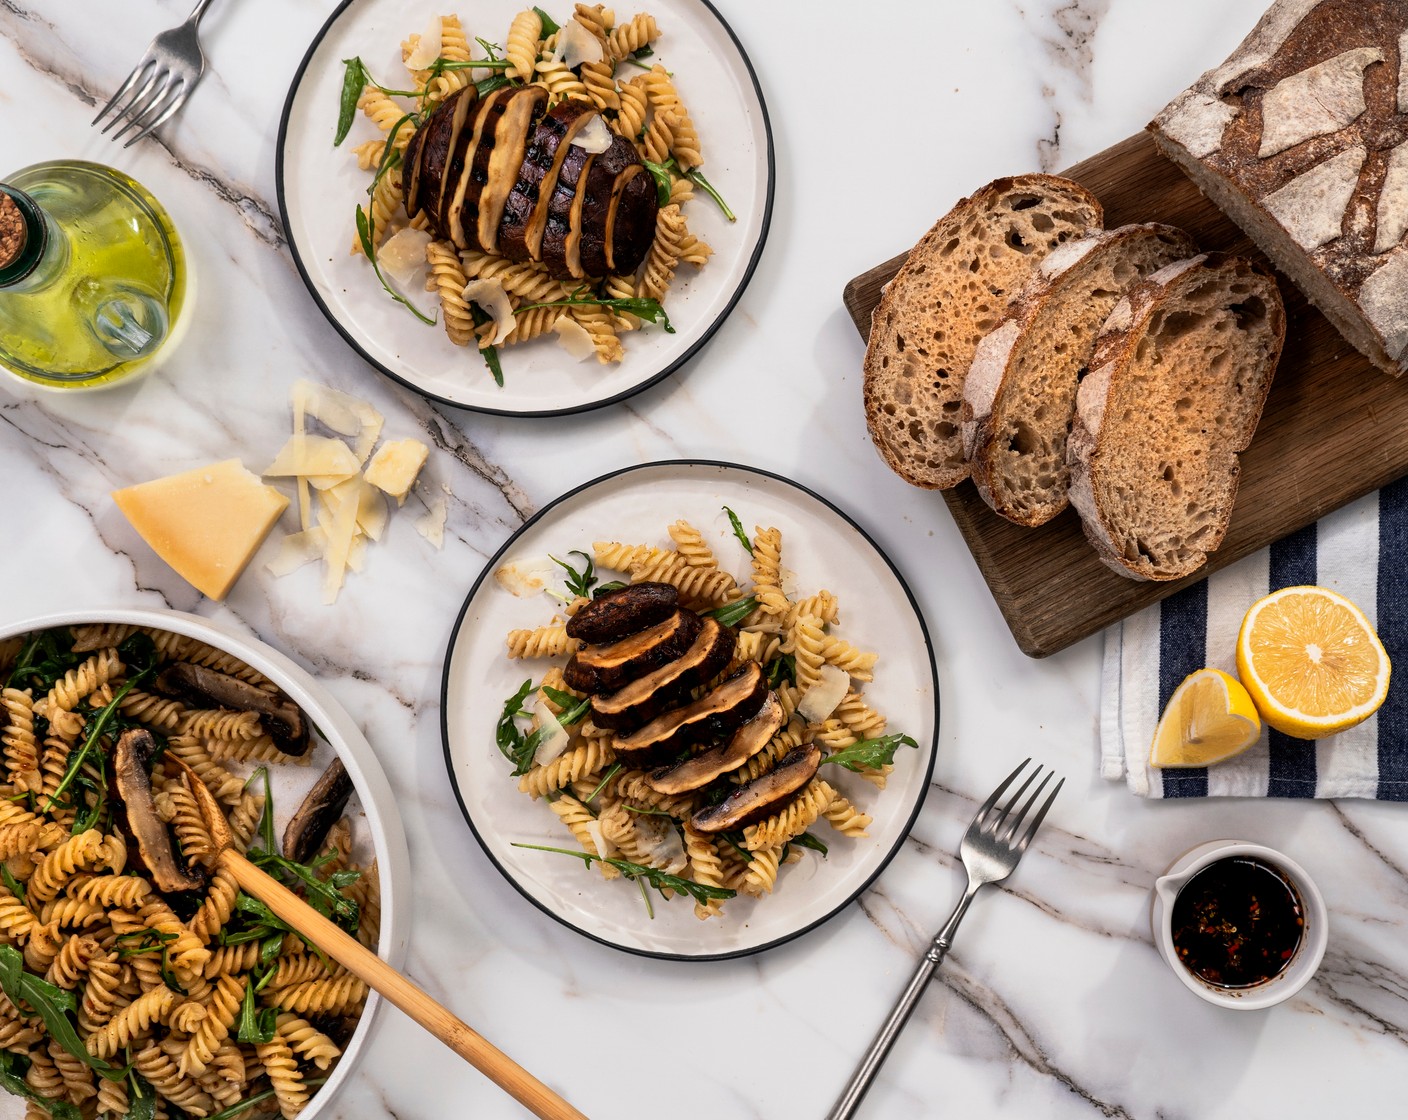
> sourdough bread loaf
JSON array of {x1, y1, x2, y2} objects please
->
[
  {"x1": 1066, "y1": 254, "x2": 1287, "y2": 581},
  {"x1": 1149, "y1": 0, "x2": 1408, "y2": 376},
  {"x1": 862, "y1": 176, "x2": 1103, "y2": 489},
  {"x1": 961, "y1": 223, "x2": 1199, "y2": 526}
]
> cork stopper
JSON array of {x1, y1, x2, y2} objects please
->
[{"x1": 0, "y1": 193, "x2": 24, "y2": 271}]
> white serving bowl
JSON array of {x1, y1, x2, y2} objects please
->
[
  {"x1": 1150, "y1": 839, "x2": 1328, "y2": 1011},
  {"x1": 0, "y1": 607, "x2": 411, "y2": 1118}
]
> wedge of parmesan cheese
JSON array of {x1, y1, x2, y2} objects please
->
[{"x1": 113, "y1": 461, "x2": 288, "y2": 600}]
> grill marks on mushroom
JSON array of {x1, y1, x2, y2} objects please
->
[
  {"x1": 564, "y1": 590, "x2": 830, "y2": 846},
  {"x1": 404, "y1": 87, "x2": 659, "y2": 280}
]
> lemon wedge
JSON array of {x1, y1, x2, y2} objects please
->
[
  {"x1": 1150, "y1": 668, "x2": 1262, "y2": 768},
  {"x1": 1236, "y1": 585, "x2": 1391, "y2": 740}
]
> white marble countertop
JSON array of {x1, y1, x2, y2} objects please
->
[{"x1": 5, "y1": 0, "x2": 1408, "y2": 1116}]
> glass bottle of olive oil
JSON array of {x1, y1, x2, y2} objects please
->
[{"x1": 0, "y1": 160, "x2": 187, "y2": 389}]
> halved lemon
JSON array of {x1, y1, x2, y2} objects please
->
[
  {"x1": 1150, "y1": 668, "x2": 1262, "y2": 768},
  {"x1": 1236, "y1": 586, "x2": 1391, "y2": 740}
]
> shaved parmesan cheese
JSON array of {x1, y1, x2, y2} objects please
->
[
  {"x1": 266, "y1": 529, "x2": 328, "y2": 577},
  {"x1": 347, "y1": 533, "x2": 369, "y2": 574},
  {"x1": 585, "y1": 819, "x2": 613, "y2": 861},
  {"x1": 404, "y1": 15, "x2": 443, "y2": 70},
  {"x1": 356, "y1": 482, "x2": 388, "y2": 541},
  {"x1": 378, "y1": 228, "x2": 433, "y2": 291},
  {"x1": 415, "y1": 496, "x2": 447, "y2": 549},
  {"x1": 635, "y1": 816, "x2": 687, "y2": 876},
  {"x1": 494, "y1": 557, "x2": 558, "y2": 597},
  {"x1": 552, "y1": 18, "x2": 604, "y2": 68},
  {"x1": 553, "y1": 314, "x2": 596, "y2": 361},
  {"x1": 797, "y1": 663, "x2": 850, "y2": 724},
  {"x1": 529, "y1": 693, "x2": 571, "y2": 766},
  {"x1": 364, "y1": 439, "x2": 429, "y2": 503},
  {"x1": 264, "y1": 434, "x2": 359, "y2": 481},
  {"x1": 462, "y1": 279, "x2": 516, "y2": 345},
  {"x1": 321, "y1": 480, "x2": 360, "y2": 604},
  {"x1": 780, "y1": 567, "x2": 800, "y2": 598},
  {"x1": 570, "y1": 113, "x2": 612, "y2": 154}
]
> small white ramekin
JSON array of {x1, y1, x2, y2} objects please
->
[{"x1": 1150, "y1": 839, "x2": 1328, "y2": 1010}]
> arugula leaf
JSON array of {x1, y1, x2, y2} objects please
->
[
  {"x1": 466, "y1": 304, "x2": 505, "y2": 385},
  {"x1": 476, "y1": 73, "x2": 514, "y2": 96},
  {"x1": 717, "y1": 831, "x2": 752, "y2": 862},
  {"x1": 513, "y1": 843, "x2": 736, "y2": 906},
  {"x1": 115, "y1": 631, "x2": 158, "y2": 674},
  {"x1": 539, "y1": 687, "x2": 591, "y2": 726},
  {"x1": 624, "y1": 44, "x2": 656, "y2": 69},
  {"x1": 5, "y1": 628, "x2": 81, "y2": 692},
  {"x1": 335, "y1": 58, "x2": 370, "y2": 145},
  {"x1": 593, "y1": 580, "x2": 627, "y2": 597},
  {"x1": 45, "y1": 662, "x2": 155, "y2": 816},
  {"x1": 236, "y1": 973, "x2": 278, "y2": 1044},
  {"x1": 789, "y1": 831, "x2": 829, "y2": 858},
  {"x1": 246, "y1": 766, "x2": 276, "y2": 857},
  {"x1": 550, "y1": 550, "x2": 597, "y2": 598},
  {"x1": 685, "y1": 167, "x2": 735, "y2": 222},
  {"x1": 533, "y1": 6, "x2": 560, "y2": 34},
  {"x1": 0, "y1": 866, "x2": 23, "y2": 905},
  {"x1": 704, "y1": 596, "x2": 757, "y2": 628},
  {"x1": 722, "y1": 506, "x2": 752, "y2": 554},
  {"x1": 821, "y1": 733, "x2": 920, "y2": 772},
  {"x1": 764, "y1": 653, "x2": 796, "y2": 689},
  {"x1": 642, "y1": 157, "x2": 672, "y2": 205},
  {"x1": 515, "y1": 291, "x2": 674, "y2": 333},
  {"x1": 125, "y1": 1074, "x2": 158, "y2": 1120},
  {"x1": 0, "y1": 1050, "x2": 81, "y2": 1120},
  {"x1": 247, "y1": 849, "x2": 361, "y2": 933},
  {"x1": 0, "y1": 946, "x2": 122, "y2": 1080},
  {"x1": 496, "y1": 680, "x2": 535, "y2": 768},
  {"x1": 355, "y1": 125, "x2": 436, "y2": 327},
  {"x1": 582, "y1": 762, "x2": 621, "y2": 804}
]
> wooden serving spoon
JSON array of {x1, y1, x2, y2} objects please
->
[{"x1": 168, "y1": 756, "x2": 587, "y2": 1120}]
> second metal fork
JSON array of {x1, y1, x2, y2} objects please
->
[
  {"x1": 92, "y1": 0, "x2": 218, "y2": 148},
  {"x1": 827, "y1": 758, "x2": 1064, "y2": 1120}
]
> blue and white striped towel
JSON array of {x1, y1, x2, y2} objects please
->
[{"x1": 1101, "y1": 477, "x2": 1408, "y2": 799}]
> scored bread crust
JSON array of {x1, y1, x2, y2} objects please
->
[
  {"x1": 1066, "y1": 253, "x2": 1287, "y2": 581},
  {"x1": 1148, "y1": 0, "x2": 1408, "y2": 376},
  {"x1": 961, "y1": 223, "x2": 1200, "y2": 526},
  {"x1": 862, "y1": 175, "x2": 1103, "y2": 490}
]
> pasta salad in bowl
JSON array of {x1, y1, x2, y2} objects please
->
[
  {"x1": 0, "y1": 610, "x2": 409, "y2": 1120},
  {"x1": 442, "y1": 462, "x2": 938, "y2": 959}
]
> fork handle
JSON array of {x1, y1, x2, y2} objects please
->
[
  {"x1": 186, "y1": 0, "x2": 218, "y2": 26},
  {"x1": 826, "y1": 883, "x2": 981, "y2": 1120}
]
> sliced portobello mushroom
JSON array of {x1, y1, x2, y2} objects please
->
[
  {"x1": 566, "y1": 581, "x2": 679, "y2": 643},
  {"x1": 539, "y1": 142, "x2": 596, "y2": 280},
  {"x1": 589, "y1": 616, "x2": 735, "y2": 731},
  {"x1": 611, "y1": 661, "x2": 769, "y2": 766},
  {"x1": 498, "y1": 100, "x2": 597, "y2": 263},
  {"x1": 646, "y1": 693, "x2": 784, "y2": 795},
  {"x1": 689, "y1": 743, "x2": 824, "y2": 834},
  {"x1": 563, "y1": 609, "x2": 702, "y2": 694},
  {"x1": 606, "y1": 165, "x2": 659, "y2": 276},
  {"x1": 283, "y1": 758, "x2": 355, "y2": 865},
  {"x1": 443, "y1": 86, "x2": 514, "y2": 251},
  {"x1": 405, "y1": 85, "x2": 477, "y2": 228},
  {"x1": 577, "y1": 134, "x2": 643, "y2": 277},
  {"x1": 155, "y1": 663, "x2": 309, "y2": 755},
  {"x1": 114, "y1": 728, "x2": 208, "y2": 893},
  {"x1": 468, "y1": 85, "x2": 549, "y2": 254}
]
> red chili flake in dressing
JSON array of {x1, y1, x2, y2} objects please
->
[{"x1": 1170, "y1": 857, "x2": 1305, "y2": 989}]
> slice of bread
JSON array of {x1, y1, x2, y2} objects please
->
[
  {"x1": 1066, "y1": 254, "x2": 1286, "y2": 581},
  {"x1": 862, "y1": 176, "x2": 1103, "y2": 490},
  {"x1": 961, "y1": 223, "x2": 1199, "y2": 526}
]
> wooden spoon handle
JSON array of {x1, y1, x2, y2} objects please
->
[{"x1": 219, "y1": 849, "x2": 586, "y2": 1120}]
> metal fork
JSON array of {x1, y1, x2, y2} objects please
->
[
  {"x1": 827, "y1": 758, "x2": 1064, "y2": 1120},
  {"x1": 92, "y1": 0, "x2": 218, "y2": 148}
]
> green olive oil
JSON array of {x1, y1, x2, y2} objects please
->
[{"x1": 0, "y1": 160, "x2": 187, "y2": 388}]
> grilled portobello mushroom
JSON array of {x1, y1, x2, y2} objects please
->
[
  {"x1": 566, "y1": 582, "x2": 679, "y2": 644},
  {"x1": 589, "y1": 616, "x2": 736, "y2": 731},
  {"x1": 690, "y1": 743, "x2": 824, "y2": 834},
  {"x1": 563, "y1": 609, "x2": 703, "y2": 694},
  {"x1": 646, "y1": 693, "x2": 785, "y2": 795},
  {"x1": 612, "y1": 661, "x2": 769, "y2": 766},
  {"x1": 499, "y1": 100, "x2": 598, "y2": 262}
]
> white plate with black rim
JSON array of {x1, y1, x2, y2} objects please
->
[
  {"x1": 440, "y1": 461, "x2": 938, "y2": 960},
  {"x1": 277, "y1": 0, "x2": 773, "y2": 416}
]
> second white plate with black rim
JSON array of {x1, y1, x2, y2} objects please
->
[
  {"x1": 277, "y1": 0, "x2": 773, "y2": 416},
  {"x1": 441, "y1": 461, "x2": 938, "y2": 960}
]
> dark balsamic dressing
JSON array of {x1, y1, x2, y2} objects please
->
[{"x1": 1170, "y1": 856, "x2": 1305, "y2": 989}]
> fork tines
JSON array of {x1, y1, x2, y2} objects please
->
[
  {"x1": 979, "y1": 758, "x2": 1064, "y2": 853},
  {"x1": 93, "y1": 60, "x2": 190, "y2": 148}
]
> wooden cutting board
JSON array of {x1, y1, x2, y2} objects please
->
[{"x1": 843, "y1": 130, "x2": 1408, "y2": 658}]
